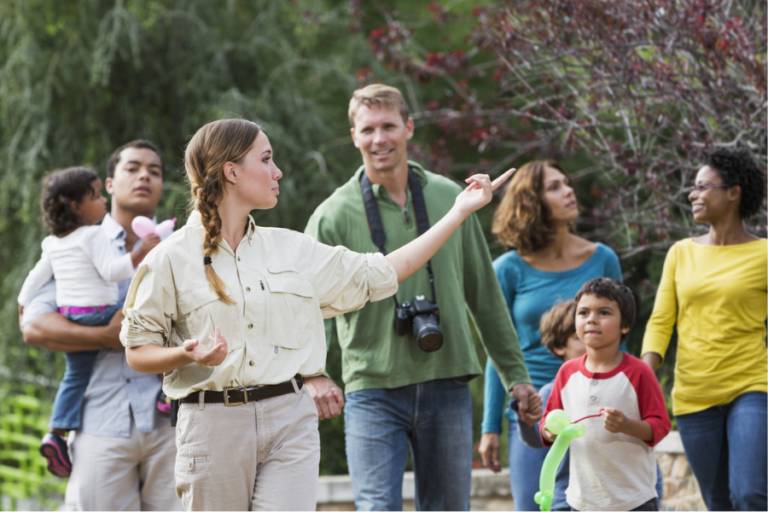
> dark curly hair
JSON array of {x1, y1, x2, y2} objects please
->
[
  {"x1": 41, "y1": 167, "x2": 100, "y2": 236},
  {"x1": 704, "y1": 148, "x2": 766, "y2": 220},
  {"x1": 574, "y1": 278, "x2": 635, "y2": 342}
]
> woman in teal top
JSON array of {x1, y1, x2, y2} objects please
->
[{"x1": 478, "y1": 160, "x2": 621, "y2": 511}]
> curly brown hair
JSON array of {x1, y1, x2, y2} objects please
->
[
  {"x1": 184, "y1": 119, "x2": 262, "y2": 305},
  {"x1": 41, "y1": 167, "x2": 100, "y2": 236},
  {"x1": 492, "y1": 160, "x2": 574, "y2": 255},
  {"x1": 540, "y1": 300, "x2": 577, "y2": 361}
]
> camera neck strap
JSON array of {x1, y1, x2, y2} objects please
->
[{"x1": 359, "y1": 168, "x2": 437, "y2": 304}]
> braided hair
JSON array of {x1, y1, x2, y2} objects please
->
[{"x1": 184, "y1": 119, "x2": 262, "y2": 304}]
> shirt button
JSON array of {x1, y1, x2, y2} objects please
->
[
  {"x1": 591, "y1": 379, "x2": 598, "y2": 386},
  {"x1": 126, "y1": 379, "x2": 131, "y2": 383},
  {"x1": 274, "y1": 347, "x2": 279, "y2": 354},
  {"x1": 246, "y1": 287, "x2": 251, "y2": 292},
  {"x1": 237, "y1": 256, "x2": 241, "y2": 261},
  {"x1": 249, "y1": 360, "x2": 255, "y2": 367},
  {"x1": 590, "y1": 395, "x2": 597, "y2": 402},
  {"x1": 248, "y1": 323, "x2": 253, "y2": 329}
]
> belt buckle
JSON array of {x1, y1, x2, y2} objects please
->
[{"x1": 223, "y1": 386, "x2": 248, "y2": 407}]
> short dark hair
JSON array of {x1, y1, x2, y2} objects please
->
[
  {"x1": 574, "y1": 278, "x2": 635, "y2": 342},
  {"x1": 41, "y1": 167, "x2": 100, "y2": 236},
  {"x1": 704, "y1": 147, "x2": 766, "y2": 220},
  {"x1": 106, "y1": 140, "x2": 164, "y2": 178},
  {"x1": 540, "y1": 300, "x2": 577, "y2": 361}
]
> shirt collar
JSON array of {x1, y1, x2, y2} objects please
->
[
  {"x1": 101, "y1": 212, "x2": 160, "y2": 242},
  {"x1": 187, "y1": 210, "x2": 257, "y2": 246},
  {"x1": 101, "y1": 213, "x2": 127, "y2": 241},
  {"x1": 354, "y1": 160, "x2": 429, "y2": 199}
]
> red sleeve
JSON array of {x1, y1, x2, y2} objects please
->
[
  {"x1": 624, "y1": 355, "x2": 671, "y2": 447},
  {"x1": 539, "y1": 359, "x2": 579, "y2": 447}
]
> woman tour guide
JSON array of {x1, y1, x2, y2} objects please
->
[{"x1": 118, "y1": 118, "x2": 514, "y2": 510}]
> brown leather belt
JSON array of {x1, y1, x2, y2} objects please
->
[{"x1": 180, "y1": 375, "x2": 304, "y2": 407}]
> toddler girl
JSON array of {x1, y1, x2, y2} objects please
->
[{"x1": 18, "y1": 167, "x2": 159, "y2": 477}]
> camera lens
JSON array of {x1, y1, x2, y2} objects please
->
[{"x1": 413, "y1": 314, "x2": 443, "y2": 352}]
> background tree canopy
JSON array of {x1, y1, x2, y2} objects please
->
[{"x1": 1, "y1": 0, "x2": 765, "y2": 477}]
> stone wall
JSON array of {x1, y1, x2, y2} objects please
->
[{"x1": 317, "y1": 431, "x2": 706, "y2": 511}]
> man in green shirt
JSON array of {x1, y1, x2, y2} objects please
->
[{"x1": 304, "y1": 84, "x2": 540, "y2": 511}]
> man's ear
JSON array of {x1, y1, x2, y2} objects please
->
[
  {"x1": 222, "y1": 161, "x2": 238, "y2": 185},
  {"x1": 350, "y1": 127, "x2": 360, "y2": 148},
  {"x1": 104, "y1": 177, "x2": 114, "y2": 195},
  {"x1": 406, "y1": 117, "x2": 414, "y2": 141}
]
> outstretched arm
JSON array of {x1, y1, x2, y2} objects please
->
[{"x1": 385, "y1": 169, "x2": 515, "y2": 283}]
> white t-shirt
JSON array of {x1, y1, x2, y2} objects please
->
[
  {"x1": 18, "y1": 225, "x2": 134, "y2": 308},
  {"x1": 541, "y1": 354, "x2": 671, "y2": 511}
]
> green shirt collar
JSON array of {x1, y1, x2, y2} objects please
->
[{"x1": 353, "y1": 161, "x2": 429, "y2": 200}]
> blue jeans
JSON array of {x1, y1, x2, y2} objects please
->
[
  {"x1": 50, "y1": 305, "x2": 120, "y2": 430},
  {"x1": 344, "y1": 377, "x2": 473, "y2": 511},
  {"x1": 509, "y1": 419, "x2": 664, "y2": 511},
  {"x1": 676, "y1": 391, "x2": 767, "y2": 511}
]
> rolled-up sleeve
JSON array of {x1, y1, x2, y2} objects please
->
[
  {"x1": 307, "y1": 238, "x2": 398, "y2": 319},
  {"x1": 120, "y1": 261, "x2": 175, "y2": 348}
]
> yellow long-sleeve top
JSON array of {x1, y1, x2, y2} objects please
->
[{"x1": 642, "y1": 238, "x2": 767, "y2": 416}]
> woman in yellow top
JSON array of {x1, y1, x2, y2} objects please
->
[
  {"x1": 642, "y1": 148, "x2": 766, "y2": 511},
  {"x1": 118, "y1": 118, "x2": 514, "y2": 511}
]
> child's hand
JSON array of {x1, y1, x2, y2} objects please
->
[
  {"x1": 131, "y1": 234, "x2": 161, "y2": 267},
  {"x1": 140, "y1": 234, "x2": 161, "y2": 254},
  {"x1": 601, "y1": 407, "x2": 627, "y2": 434},
  {"x1": 542, "y1": 425, "x2": 557, "y2": 443}
]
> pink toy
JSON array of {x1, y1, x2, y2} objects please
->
[{"x1": 131, "y1": 216, "x2": 177, "y2": 239}]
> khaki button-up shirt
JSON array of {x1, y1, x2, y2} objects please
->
[{"x1": 120, "y1": 211, "x2": 398, "y2": 399}]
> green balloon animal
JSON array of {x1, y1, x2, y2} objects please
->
[{"x1": 534, "y1": 409, "x2": 586, "y2": 512}]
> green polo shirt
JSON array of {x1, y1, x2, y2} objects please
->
[{"x1": 305, "y1": 162, "x2": 530, "y2": 394}]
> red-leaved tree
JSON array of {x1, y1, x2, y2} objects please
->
[{"x1": 359, "y1": 0, "x2": 766, "y2": 255}]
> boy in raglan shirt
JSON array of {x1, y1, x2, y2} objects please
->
[{"x1": 541, "y1": 278, "x2": 670, "y2": 511}]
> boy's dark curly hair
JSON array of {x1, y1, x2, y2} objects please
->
[
  {"x1": 704, "y1": 148, "x2": 766, "y2": 220},
  {"x1": 574, "y1": 278, "x2": 635, "y2": 342},
  {"x1": 41, "y1": 167, "x2": 100, "y2": 236}
]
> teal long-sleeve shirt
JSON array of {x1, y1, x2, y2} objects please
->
[
  {"x1": 304, "y1": 162, "x2": 530, "y2": 394},
  {"x1": 481, "y1": 244, "x2": 622, "y2": 434}
]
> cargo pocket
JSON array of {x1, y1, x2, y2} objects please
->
[{"x1": 265, "y1": 267, "x2": 316, "y2": 350}]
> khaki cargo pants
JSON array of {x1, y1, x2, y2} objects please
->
[{"x1": 174, "y1": 386, "x2": 320, "y2": 511}]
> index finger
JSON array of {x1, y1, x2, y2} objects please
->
[{"x1": 491, "y1": 168, "x2": 516, "y2": 190}]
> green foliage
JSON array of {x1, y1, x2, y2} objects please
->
[{"x1": 0, "y1": 387, "x2": 67, "y2": 510}]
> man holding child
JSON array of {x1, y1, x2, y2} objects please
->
[{"x1": 20, "y1": 140, "x2": 181, "y2": 511}]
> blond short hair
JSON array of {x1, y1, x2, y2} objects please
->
[{"x1": 348, "y1": 84, "x2": 410, "y2": 127}]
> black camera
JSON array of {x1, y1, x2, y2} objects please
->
[{"x1": 394, "y1": 295, "x2": 443, "y2": 352}]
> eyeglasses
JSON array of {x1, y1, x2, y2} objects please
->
[{"x1": 688, "y1": 183, "x2": 731, "y2": 193}]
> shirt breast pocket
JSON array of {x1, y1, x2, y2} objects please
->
[
  {"x1": 265, "y1": 268, "x2": 316, "y2": 350},
  {"x1": 177, "y1": 285, "x2": 243, "y2": 351}
]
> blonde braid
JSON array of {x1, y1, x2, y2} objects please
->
[
  {"x1": 184, "y1": 119, "x2": 261, "y2": 304},
  {"x1": 195, "y1": 182, "x2": 235, "y2": 304}
]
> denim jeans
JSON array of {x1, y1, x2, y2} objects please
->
[
  {"x1": 676, "y1": 391, "x2": 767, "y2": 511},
  {"x1": 50, "y1": 305, "x2": 120, "y2": 430},
  {"x1": 508, "y1": 419, "x2": 552, "y2": 511},
  {"x1": 344, "y1": 377, "x2": 473, "y2": 511}
]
